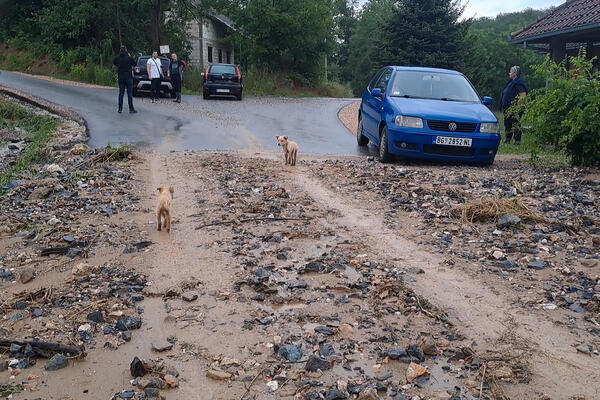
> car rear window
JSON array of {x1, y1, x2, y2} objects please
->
[{"x1": 210, "y1": 65, "x2": 237, "y2": 75}]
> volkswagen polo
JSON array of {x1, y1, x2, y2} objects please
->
[{"x1": 358, "y1": 66, "x2": 501, "y2": 165}]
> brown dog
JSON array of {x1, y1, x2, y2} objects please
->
[
  {"x1": 156, "y1": 186, "x2": 174, "y2": 232},
  {"x1": 276, "y1": 135, "x2": 298, "y2": 166}
]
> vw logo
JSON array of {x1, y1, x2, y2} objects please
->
[{"x1": 448, "y1": 122, "x2": 457, "y2": 131}]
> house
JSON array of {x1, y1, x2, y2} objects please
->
[
  {"x1": 510, "y1": 0, "x2": 600, "y2": 64},
  {"x1": 187, "y1": 13, "x2": 235, "y2": 68}
]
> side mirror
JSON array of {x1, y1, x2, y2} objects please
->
[
  {"x1": 371, "y1": 88, "x2": 383, "y2": 98},
  {"x1": 482, "y1": 96, "x2": 494, "y2": 106}
]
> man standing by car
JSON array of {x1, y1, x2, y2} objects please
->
[
  {"x1": 113, "y1": 45, "x2": 137, "y2": 114},
  {"x1": 168, "y1": 53, "x2": 186, "y2": 103},
  {"x1": 500, "y1": 66, "x2": 528, "y2": 144},
  {"x1": 147, "y1": 51, "x2": 163, "y2": 103}
]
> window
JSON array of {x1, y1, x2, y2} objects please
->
[
  {"x1": 210, "y1": 65, "x2": 236, "y2": 74},
  {"x1": 226, "y1": 51, "x2": 231, "y2": 64},
  {"x1": 368, "y1": 68, "x2": 385, "y2": 91},
  {"x1": 218, "y1": 49, "x2": 223, "y2": 63},
  {"x1": 390, "y1": 71, "x2": 480, "y2": 102},
  {"x1": 374, "y1": 68, "x2": 393, "y2": 94},
  {"x1": 207, "y1": 46, "x2": 213, "y2": 63}
]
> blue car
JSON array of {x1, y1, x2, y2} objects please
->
[{"x1": 358, "y1": 66, "x2": 501, "y2": 165}]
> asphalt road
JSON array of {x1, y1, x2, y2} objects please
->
[{"x1": 0, "y1": 71, "x2": 366, "y2": 155}]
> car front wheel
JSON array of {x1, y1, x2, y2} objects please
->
[
  {"x1": 379, "y1": 126, "x2": 392, "y2": 163},
  {"x1": 357, "y1": 117, "x2": 369, "y2": 146}
]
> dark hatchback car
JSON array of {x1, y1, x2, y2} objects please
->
[
  {"x1": 203, "y1": 64, "x2": 243, "y2": 100},
  {"x1": 132, "y1": 55, "x2": 175, "y2": 98}
]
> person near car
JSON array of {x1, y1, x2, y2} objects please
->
[
  {"x1": 147, "y1": 51, "x2": 163, "y2": 103},
  {"x1": 113, "y1": 45, "x2": 137, "y2": 114},
  {"x1": 168, "y1": 53, "x2": 186, "y2": 103},
  {"x1": 500, "y1": 66, "x2": 528, "y2": 145}
]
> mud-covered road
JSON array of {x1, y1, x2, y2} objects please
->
[{"x1": 1, "y1": 90, "x2": 599, "y2": 400}]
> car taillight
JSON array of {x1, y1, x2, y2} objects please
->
[
  {"x1": 135, "y1": 67, "x2": 140, "y2": 73},
  {"x1": 236, "y1": 66, "x2": 241, "y2": 83},
  {"x1": 204, "y1": 66, "x2": 210, "y2": 82}
]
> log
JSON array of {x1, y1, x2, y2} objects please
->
[{"x1": 0, "y1": 339, "x2": 86, "y2": 359}]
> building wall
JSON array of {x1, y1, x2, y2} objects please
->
[{"x1": 187, "y1": 18, "x2": 234, "y2": 68}]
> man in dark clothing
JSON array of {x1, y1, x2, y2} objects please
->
[
  {"x1": 167, "y1": 53, "x2": 186, "y2": 103},
  {"x1": 113, "y1": 45, "x2": 137, "y2": 114},
  {"x1": 500, "y1": 66, "x2": 527, "y2": 144}
]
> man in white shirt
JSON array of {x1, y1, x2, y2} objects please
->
[{"x1": 147, "y1": 51, "x2": 163, "y2": 103}]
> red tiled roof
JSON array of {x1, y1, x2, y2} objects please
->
[{"x1": 511, "y1": 0, "x2": 600, "y2": 41}]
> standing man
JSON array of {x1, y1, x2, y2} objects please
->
[
  {"x1": 167, "y1": 53, "x2": 186, "y2": 103},
  {"x1": 113, "y1": 45, "x2": 137, "y2": 114},
  {"x1": 500, "y1": 66, "x2": 528, "y2": 144},
  {"x1": 147, "y1": 51, "x2": 163, "y2": 103}
]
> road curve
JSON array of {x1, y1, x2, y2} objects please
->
[{"x1": 0, "y1": 71, "x2": 366, "y2": 155}]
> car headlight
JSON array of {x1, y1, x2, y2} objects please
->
[
  {"x1": 480, "y1": 122, "x2": 500, "y2": 134},
  {"x1": 395, "y1": 115, "x2": 423, "y2": 129}
]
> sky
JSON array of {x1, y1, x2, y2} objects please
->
[{"x1": 462, "y1": 0, "x2": 565, "y2": 19}]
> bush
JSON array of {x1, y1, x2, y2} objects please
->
[
  {"x1": 514, "y1": 53, "x2": 600, "y2": 166},
  {"x1": 70, "y1": 64, "x2": 86, "y2": 81}
]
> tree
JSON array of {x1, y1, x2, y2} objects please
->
[{"x1": 348, "y1": 0, "x2": 468, "y2": 95}]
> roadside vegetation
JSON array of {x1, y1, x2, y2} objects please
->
[{"x1": 0, "y1": 99, "x2": 58, "y2": 194}]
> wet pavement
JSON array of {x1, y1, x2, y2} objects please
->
[{"x1": 0, "y1": 71, "x2": 365, "y2": 154}]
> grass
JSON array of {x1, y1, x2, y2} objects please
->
[
  {"x1": 449, "y1": 197, "x2": 548, "y2": 224},
  {"x1": 182, "y1": 66, "x2": 354, "y2": 98},
  {"x1": 0, "y1": 100, "x2": 58, "y2": 194}
]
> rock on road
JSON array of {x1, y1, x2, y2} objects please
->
[{"x1": 0, "y1": 70, "x2": 365, "y2": 154}]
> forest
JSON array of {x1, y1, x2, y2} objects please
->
[{"x1": 0, "y1": 0, "x2": 549, "y2": 101}]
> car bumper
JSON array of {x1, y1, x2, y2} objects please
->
[
  {"x1": 203, "y1": 82, "x2": 243, "y2": 96},
  {"x1": 386, "y1": 126, "x2": 501, "y2": 163},
  {"x1": 134, "y1": 80, "x2": 173, "y2": 92}
]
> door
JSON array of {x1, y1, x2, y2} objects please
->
[
  {"x1": 363, "y1": 68, "x2": 393, "y2": 144},
  {"x1": 361, "y1": 68, "x2": 385, "y2": 137}
]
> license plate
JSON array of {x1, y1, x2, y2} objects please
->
[
  {"x1": 435, "y1": 136, "x2": 472, "y2": 147},
  {"x1": 216, "y1": 89, "x2": 230, "y2": 93}
]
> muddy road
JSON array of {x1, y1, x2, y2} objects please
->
[{"x1": 1, "y1": 94, "x2": 599, "y2": 400}]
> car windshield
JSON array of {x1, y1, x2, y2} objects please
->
[
  {"x1": 390, "y1": 71, "x2": 480, "y2": 102},
  {"x1": 210, "y1": 65, "x2": 236, "y2": 74}
]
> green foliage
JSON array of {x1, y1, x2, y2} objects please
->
[
  {"x1": 224, "y1": 0, "x2": 337, "y2": 81},
  {"x1": 0, "y1": 100, "x2": 58, "y2": 193},
  {"x1": 516, "y1": 53, "x2": 600, "y2": 166},
  {"x1": 463, "y1": 10, "x2": 547, "y2": 104},
  {"x1": 348, "y1": 0, "x2": 469, "y2": 95}
]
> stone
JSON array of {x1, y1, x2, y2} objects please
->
[
  {"x1": 406, "y1": 362, "x2": 428, "y2": 382},
  {"x1": 116, "y1": 316, "x2": 142, "y2": 331},
  {"x1": 421, "y1": 339, "x2": 438, "y2": 356},
  {"x1": 130, "y1": 356, "x2": 147, "y2": 377},
  {"x1": 45, "y1": 354, "x2": 68, "y2": 371},
  {"x1": 326, "y1": 389, "x2": 348, "y2": 400},
  {"x1": 304, "y1": 261, "x2": 325, "y2": 273},
  {"x1": 164, "y1": 374, "x2": 179, "y2": 388},
  {"x1": 338, "y1": 323, "x2": 354, "y2": 334},
  {"x1": 376, "y1": 371, "x2": 393, "y2": 381},
  {"x1": 182, "y1": 291, "x2": 198, "y2": 302},
  {"x1": 358, "y1": 388, "x2": 380, "y2": 400},
  {"x1": 576, "y1": 343, "x2": 592, "y2": 354},
  {"x1": 266, "y1": 380, "x2": 279, "y2": 391},
  {"x1": 72, "y1": 262, "x2": 92, "y2": 276},
  {"x1": 122, "y1": 331, "x2": 132, "y2": 342},
  {"x1": 569, "y1": 303, "x2": 586, "y2": 313},
  {"x1": 144, "y1": 388, "x2": 160, "y2": 398},
  {"x1": 19, "y1": 268, "x2": 35, "y2": 284},
  {"x1": 492, "y1": 250, "x2": 505, "y2": 260},
  {"x1": 319, "y1": 343, "x2": 336, "y2": 358},
  {"x1": 386, "y1": 348, "x2": 407, "y2": 360},
  {"x1": 9, "y1": 343, "x2": 21, "y2": 353},
  {"x1": 151, "y1": 341, "x2": 173, "y2": 352},
  {"x1": 315, "y1": 326, "x2": 336, "y2": 335},
  {"x1": 0, "y1": 359, "x2": 7, "y2": 372},
  {"x1": 71, "y1": 143, "x2": 90, "y2": 155},
  {"x1": 581, "y1": 259, "x2": 599, "y2": 269},
  {"x1": 527, "y1": 260, "x2": 547, "y2": 270},
  {"x1": 46, "y1": 164, "x2": 65, "y2": 174},
  {"x1": 87, "y1": 311, "x2": 104, "y2": 323},
  {"x1": 28, "y1": 186, "x2": 53, "y2": 200},
  {"x1": 206, "y1": 369, "x2": 232, "y2": 380},
  {"x1": 278, "y1": 344, "x2": 303, "y2": 362},
  {"x1": 305, "y1": 355, "x2": 331, "y2": 372},
  {"x1": 78, "y1": 323, "x2": 92, "y2": 332},
  {"x1": 497, "y1": 214, "x2": 521, "y2": 228}
]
